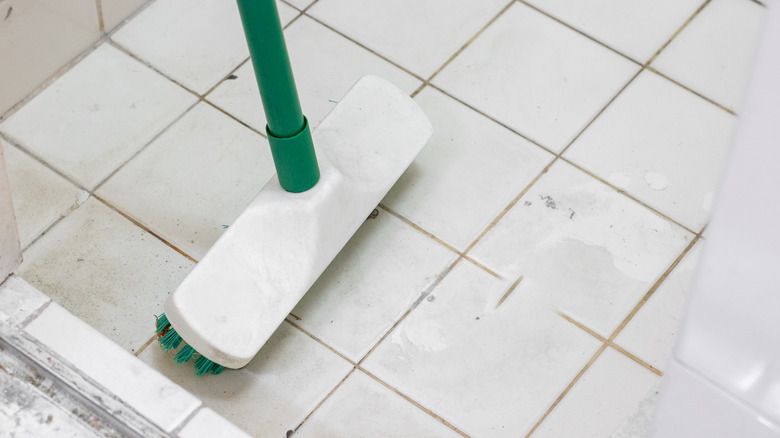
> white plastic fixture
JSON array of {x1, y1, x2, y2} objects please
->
[{"x1": 165, "y1": 75, "x2": 432, "y2": 369}]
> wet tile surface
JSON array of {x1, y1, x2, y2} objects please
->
[
  {"x1": 564, "y1": 71, "x2": 736, "y2": 232},
  {"x1": 470, "y1": 161, "x2": 692, "y2": 337}
]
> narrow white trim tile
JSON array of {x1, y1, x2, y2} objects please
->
[
  {"x1": 112, "y1": 0, "x2": 298, "y2": 94},
  {"x1": 470, "y1": 161, "x2": 692, "y2": 337},
  {"x1": 433, "y1": 2, "x2": 640, "y2": 152},
  {"x1": 17, "y1": 198, "x2": 195, "y2": 351},
  {"x1": 1, "y1": 140, "x2": 86, "y2": 248},
  {"x1": 0, "y1": 44, "x2": 196, "y2": 189},
  {"x1": 139, "y1": 323, "x2": 353, "y2": 437},
  {"x1": 564, "y1": 70, "x2": 736, "y2": 231},
  {"x1": 523, "y1": 0, "x2": 702, "y2": 62},
  {"x1": 24, "y1": 302, "x2": 202, "y2": 433},
  {"x1": 615, "y1": 242, "x2": 703, "y2": 371},
  {"x1": 532, "y1": 348, "x2": 660, "y2": 438},
  {"x1": 207, "y1": 15, "x2": 421, "y2": 133},
  {"x1": 295, "y1": 369, "x2": 461, "y2": 438},
  {"x1": 383, "y1": 87, "x2": 553, "y2": 251},
  {"x1": 309, "y1": 0, "x2": 509, "y2": 78},
  {"x1": 291, "y1": 211, "x2": 457, "y2": 362},
  {"x1": 178, "y1": 408, "x2": 252, "y2": 438},
  {"x1": 0, "y1": 275, "x2": 50, "y2": 327},
  {"x1": 97, "y1": 102, "x2": 276, "y2": 261},
  {"x1": 363, "y1": 261, "x2": 602, "y2": 437},
  {"x1": 651, "y1": 0, "x2": 766, "y2": 112}
]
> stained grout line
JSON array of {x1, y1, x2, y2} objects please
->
[
  {"x1": 358, "y1": 367, "x2": 471, "y2": 437},
  {"x1": 426, "y1": 0, "x2": 517, "y2": 84},
  {"x1": 646, "y1": 66, "x2": 736, "y2": 115},
  {"x1": 107, "y1": 40, "x2": 201, "y2": 99},
  {"x1": 525, "y1": 344, "x2": 609, "y2": 438},
  {"x1": 134, "y1": 334, "x2": 157, "y2": 357},
  {"x1": 517, "y1": 0, "x2": 643, "y2": 67},
  {"x1": 94, "y1": 194, "x2": 199, "y2": 264},
  {"x1": 528, "y1": 232, "x2": 701, "y2": 436},
  {"x1": 94, "y1": 0, "x2": 106, "y2": 34},
  {"x1": 284, "y1": 319, "x2": 356, "y2": 366},
  {"x1": 293, "y1": 367, "x2": 357, "y2": 433},
  {"x1": 557, "y1": 312, "x2": 662, "y2": 377},
  {"x1": 203, "y1": 100, "x2": 268, "y2": 139},
  {"x1": 377, "y1": 204, "x2": 501, "y2": 279},
  {"x1": 560, "y1": 157, "x2": 698, "y2": 235},
  {"x1": 428, "y1": 84, "x2": 557, "y2": 156},
  {"x1": 496, "y1": 275, "x2": 524, "y2": 308},
  {"x1": 302, "y1": 14, "x2": 426, "y2": 83},
  {"x1": 645, "y1": 0, "x2": 711, "y2": 66}
]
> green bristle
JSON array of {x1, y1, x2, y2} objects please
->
[
  {"x1": 175, "y1": 345, "x2": 196, "y2": 363},
  {"x1": 156, "y1": 313, "x2": 170, "y2": 334},
  {"x1": 194, "y1": 356, "x2": 223, "y2": 376},
  {"x1": 158, "y1": 328, "x2": 182, "y2": 351}
]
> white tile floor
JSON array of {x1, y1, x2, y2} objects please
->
[{"x1": 0, "y1": 0, "x2": 767, "y2": 436}]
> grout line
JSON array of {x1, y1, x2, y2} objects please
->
[
  {"x1": 557, "y1": 312, "x2": 662, "y2": 377},
  {"x1": 107, "y1": 40, "x2": 201, "y2": 98},
  {"x1": 559, "y1": 157, "x2": 698, "y2": 235},
  {"x1": 94, "y1": 0, "x2": 106, "y2": 34},
  {"x1": 358, "y1": 367, "x2": 471, "y2": 437},
  {"x1": 645, "y1": 0, "x2": 711, "y2": 66},
  {"x1": 203, "y1": 100, "x2": 267, "y2": 139},
  {"x1": 645, "y1": 67, "x2": 736, "y2": 115},
  {"x1": 607, "y1": 233, "x2": 702, "y2": 343},
  {"x1": 528, "y1": 233, "x2": 701, "y2": 435},
  {"x1": 610, "y1": 343, "x2": 663, "y2": 377},
  {"x1": 428, "y1": 84, "x2": 557, "y2": 156},
  {"x1": 283, "y1": 319, "x2": 356, "y2": 366},
  {"x1": 293, "y1": 367, "x2": 357, "y2": 432},
  {"x1": 200, "y1": 57, "x2": 251, "y2": 100},
  {"x1": 517, "y1": 0, "x2": 643, "y2": 67},
  {"x1": 169, "y1": 404, "x2": 205, "y2": 437},
  {"x1": 302, "y1": 14, "x2": 426, "y2": 83},
  {"x1": 0, "y1": 133, "x2": 90, "y2": 193},
  {"x1": 94, "y1": 195, "x2": 199, "y2": 264},
  {"x1": 557, "y1": 68, "x2": 643, "y2": 156},
  {"x1": 426, "y1": 0, "x2": 516, "y2": 84},
  {"x1": 525, "y1": 344, "x2": 609, "y2": 437},
  {"x1": 496, "y1": 275, "x2": 524, "y2": 308},
  {"x1": 134, "y1": 334, "x2": 157, "y2": 357}
]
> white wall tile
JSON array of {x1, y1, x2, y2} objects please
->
[
  {"x1": 0, "y1": 275, "x2": 50, "y2": 326},
  {"x1": 101, "y1": 0, "x2": 149, "y2": 31}
]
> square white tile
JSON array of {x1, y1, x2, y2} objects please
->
[
  {"x1": 0, "y1": 275, "x2": 50, "y2": 327},
  {"x1": 564, "y1": 71, "x2": 736, "y2": 232},
  {"x1": 0, "y1": 44, "x2": 195, "y2": 190},
  {"x1": 615, "y1": 242, "x2": 703, "y2": 371},
  {"x1": 17, "y1": 198, "x2": 195, "y2": 351},
  {"x1": 1, "y1": 140, "x2": 86, "y2": 248},
  {"x1": 309, "y1": 0, "x2": 509, "y2": 78},
  {"x1": 383, "y1": 87, "x2": 553, "y2": 251},
  {"x1": 139, "y1": 323, "x2": 353, "y2": 437},
  {"x1": 363, "y1": 261, "x2": 602, "y2": 437},
  {"x1": 291, "y1": 210, "x2": 457, "y2": 362},
  {"x1": 112, "y1": 0, "x2": 299, "y2": 93},
  {"x1": 433, "y1": 2, "x2": 640, "y2": 152},
  {"x1": 651, "y1": 0, "x2": 766, "y2": 112},
  {"x1": 470, "y1": 161, "x2": 692, "y2": 337},
  {"x1": 523, "y1": 0, "x2": 702, "y2": 62},
  {"x1": 97, "y1": 102, "x2": 276, "y2": 261},
  {"x1": 295, "y1": 369, "x2": 460, "y2": 437},
  {"x1": 207, "y1": 16, "x2": 421, "y2": 133},
  {"x1": 25, "y1": 302, "x2": 202, "y2": 433},
  {"x1": 100, "y1": 0, "x2": 148, "y2": 31},
  {"x1": 532, "y1": 347, "x2": 660, "y2": 438},
  {"x1": 178, "y1": 408, "x2": 251, "y2": 438}
]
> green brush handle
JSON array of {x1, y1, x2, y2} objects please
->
[{"x1": 236, "y1": 0, "x2": 319, "y2": 193}]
